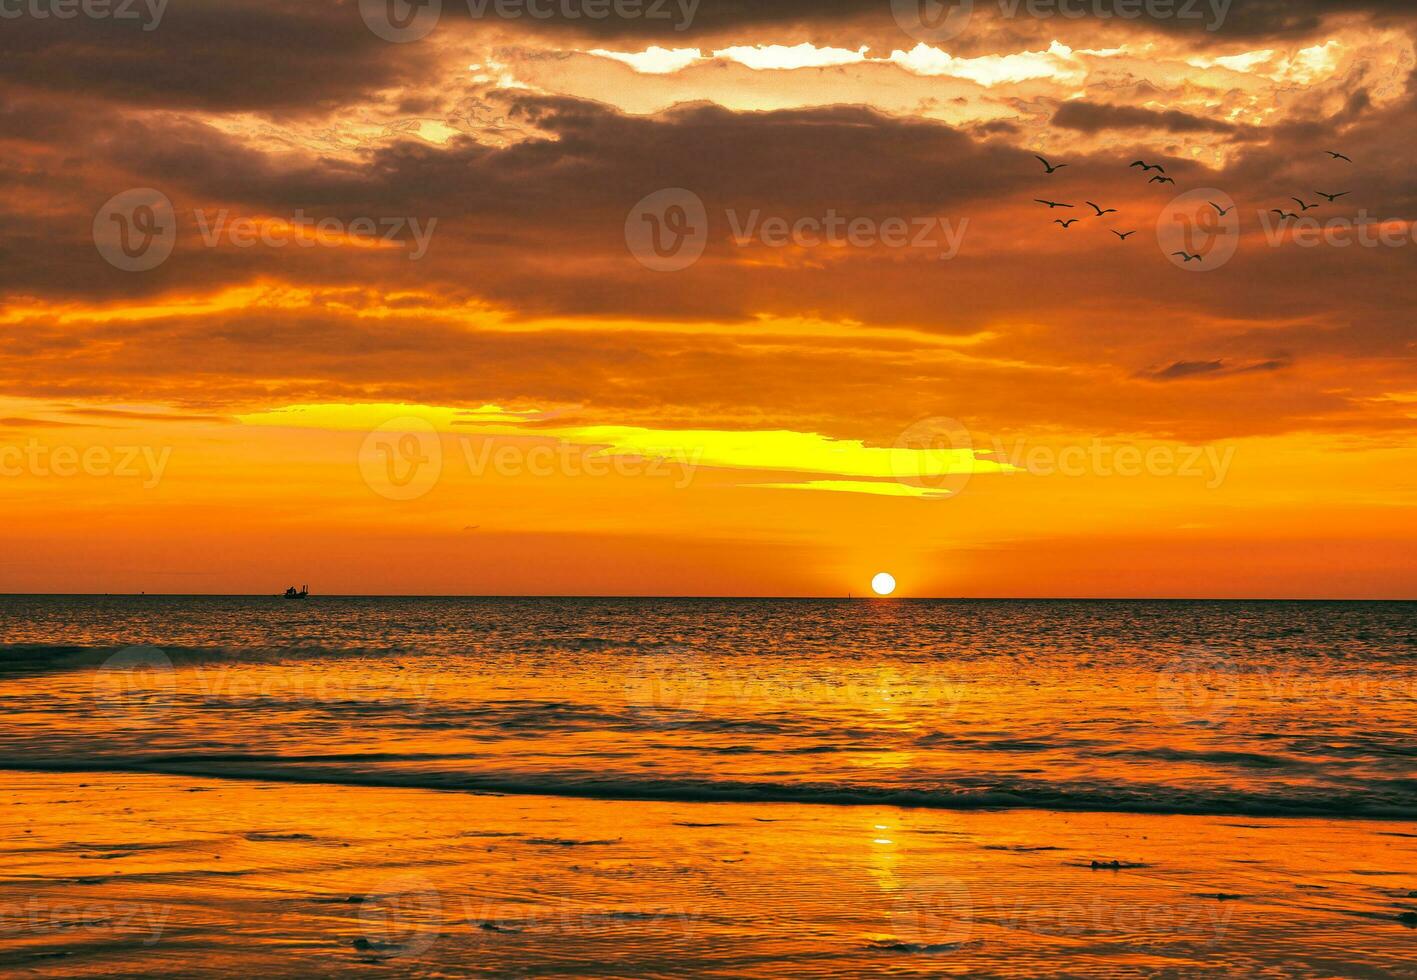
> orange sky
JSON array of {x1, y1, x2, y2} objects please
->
[{"x1": 0, "y1": 1, "x2": 1414, "y2": 596}]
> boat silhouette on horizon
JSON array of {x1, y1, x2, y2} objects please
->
[{"x1": 281, "y1": 585, "x2": 309, "y2": 599}]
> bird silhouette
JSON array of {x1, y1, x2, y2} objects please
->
[
  {"x1": 1324, "y1": 150, "x2": 1353, "y2": 162},
  {"x1": 1054, "y1": 219, "x2": 1079, "y2": 228},
  {"x1": 1034, "y1": 154, "x2": 1067, "y2": 174},
  {"x1": 1291, "y1": 197, "x2": 1319, "y2": 211},
  {"x1": 1034, "y1": 199, "x2": 1074, "y2": 209},
  {"x1": 1316, "y1": 190, "x2": 1351, "y2": 202},
  {"x1": 1210, "y1": 202, "x2": 1234, "y2": 216},
  {"x1": 1086, "y1": 201, "x2": 1118, "y2": 216},
  {"x1": 1172, "y1": 251, "x2": 1202, "y2": 262},
  {"x1": 1112, "y1": 230, "x2": 1136, "y2": 240},
  {"x1": 1130, "y1": 160, "x2": 1166, "y2": 173},
  {"x1": 1150, "y1": 176, "x2": 1176, "y2": 185},
  {"x1": 1270, "y1": 209, "x2": 1300, "y2": 219}
]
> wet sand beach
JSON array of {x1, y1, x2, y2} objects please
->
[{"x1": 5, "y1": 770, "x2": 1416, "y2": 978}]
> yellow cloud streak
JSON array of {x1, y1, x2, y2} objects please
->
[
  {"x1": 236, "y1": 402, "x2": 1016, "y2": 484},
  {"x1": 749, "y1": 480, "x2": 952, "y2": 499}
]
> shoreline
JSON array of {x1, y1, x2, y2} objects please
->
[
  {"x1": 2, "y1": 762, "x2": 1414, "y2": 822},
  {"x1": 5, "y1": 770, "x2": 1416, "y2": 977}
]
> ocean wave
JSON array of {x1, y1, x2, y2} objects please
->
[
  {"x1": 2, "y1": 755, "x2": 1413, "y2": 820},
  {"x1": 0, "y1": 643, "x2": 408, "y2": 676}
]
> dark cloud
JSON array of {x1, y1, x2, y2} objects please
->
[
  {"x1": 1052, "y1": 101, "x2": 1248, "y2": 135},
  {"x1": 971, "y1": 119, "x2": 1021, "y2": 136},
  {"x1": 1141, "y1": 356, "x2": 1293, "y2": 381},
  {"x1": 0, "y1": 94, "x2": 1043, "y2": 313},
  {"x1": 419, "y1": 0, "x2": 1417, "y2": 41},
  {"x1": 57, "y1": 406, "x2": 234, "y2": 423},
  {"x1": 0, "y1": 46, "x2": 1413, "y2": 448},
  {"x1": 0, "y1": 300, "x2": 1383, "y2": 443},
  {"x1": 3, "y1": 83, "x2": 1416, "y2": 356},
  {"x1": 1178, "y1": 0, "x2": 1417, "y2": 39},
  {"x1": 1148, "y1": 359, "x2": 1226, "y2": 379},
  {"x1": 0, "y1": 0, "x2": 1414, "y2": 120},
  {"x1": 1233, "y1": 356, "x2": 1293, "y2": 374},
  {"x1": 0, "y1": 416, "x2": 104, "y2": 428},
  {"x1": 0, "y1": 0, "x2": 412, "y2": 113}
]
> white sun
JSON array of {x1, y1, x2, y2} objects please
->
[{"x1": 871, "y1": 572, "x2": 896, "y2": 596}]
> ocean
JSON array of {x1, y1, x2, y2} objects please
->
[
  {"x1": 2, "y1": 597, "x2": 1415, "y2": 976},
  {"x1": 2, "y1": 596, "x2": 1414, "y2": 817}
]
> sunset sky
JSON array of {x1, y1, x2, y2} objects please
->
[{"x1": 1, "y1": 0, "x2": 1414, "y2": 597}]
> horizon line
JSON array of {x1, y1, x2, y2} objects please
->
[{"x1": 0, "y1": 593, "x2": 1412, "y2": 602}]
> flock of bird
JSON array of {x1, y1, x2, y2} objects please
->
[
  {"x1": 1261, "y1": 152, "x2": 1355, "y2": 222},
  {"x1": 1030, "y1": 153, "x2": 1172, "y2": 239},
  {"x1": 1029, "y1": 150, "x2": 1356, "y2": 262}
]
